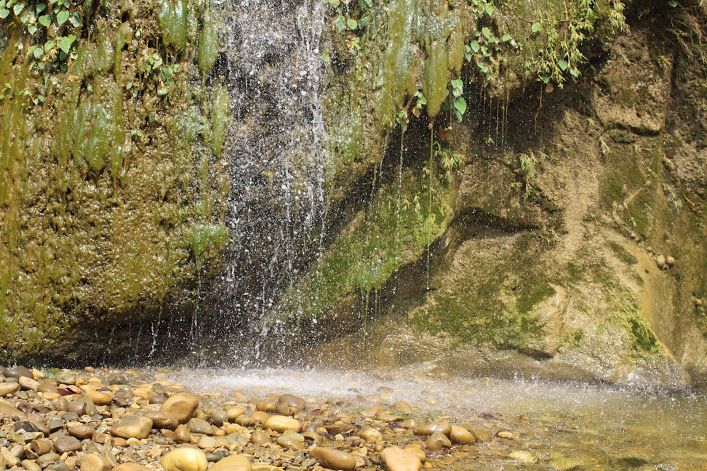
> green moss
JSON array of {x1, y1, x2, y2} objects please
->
[
  {"x1": 286, "y1": 166, "x2": 456, "y2": 320},
  {"x1": 191, "y1": 224, "x2": 228, "y2": 261},
  {"x1": 0, "y1": 2, "x2": 230, "y2": 359},
  {"x1": 198, "y1": 10, "x2": 220, "y2": 76},
  {"x1": 411, "y1": 234, "x2": 552, "y2": 349},
  {"x1": 159, "y1": 0, "x2": 188, "y2": 50},
  {"x1": 608, "y1": 241, "x2": 638, "y2": 265},
  {"x1": 629, "y1": 317, "x2": 658, "y2": 353}
]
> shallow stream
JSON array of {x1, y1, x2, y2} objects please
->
[{"x1": 165, "y1": 368, "x2": 707, "y2": 470}]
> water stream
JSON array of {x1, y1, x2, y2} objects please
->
[{"x1": 165, "y1": 368, "x2": 707, "y2": 470}]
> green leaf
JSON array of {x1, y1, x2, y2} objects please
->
[
  {"x1": 334, "y1": 15, "x2": 346, "y2": 33},
  {"x1": 57, "y1": 34, "x2": 75, "y2": 53},
  {"x1": 38, "y1": 13, "x2": 50, "y2": 26},
  {"x1": 481, "y1": 27, "x2": 491, "y2": 39},
  {"x1": 56, "y1": 8, "x2": 69, "y2": 25},
  {"x1": 35, "y1": 3, "x2": 45, "y2": 13},
  {"x1": 484, "y1": 3, "x2": 493, "y2": 15},
  {"x1": 501, "y1": 33, "x2": 512, "y2": 42},
  {"x1": 43, "y1": 40, "x2": 54, "y2": 51},
  {"x1": 0, "y1": 8, "x2": 7, "y2": 18},
  {"x1": 346, "y1": 18, "x2": 357, "y2": 30},
  {"x1": 454, "y1": 97, "x2": 467, "y2": 115},
  {"x1": 557, "y1": 59, "x2": 568, "y2": 71},
  {"x1": 531, "y1": 22, "x2": 541, "y2": 33},
  {"x1": 32, "y1": 46, "x2": 42, "y2": 58},
  {"x1": 359, "y1": 0, "x2": 372, "y2": 7},
  {"x1": 27, "y1": 23, "x2": 36, "y2": 34},
  {"x1": 470, "y1": 40, "x2": 480, "y2": 53},
  {"x1": 68, "y1": 12, "x2": 79, "y2": 27},
  {"x1": 451, "y1": 79, "x2": 463, "y2": 90},
  {"x1": 12, "y1": 2, "x2": 22, "y2": 15}
]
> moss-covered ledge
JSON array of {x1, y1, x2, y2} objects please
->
[{"x1": 0, "y1": 0, "x2": 230, "y2": 360}]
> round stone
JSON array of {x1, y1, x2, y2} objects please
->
[
  {"x1": 425, "y1": 432, "x2": 451, "y2": 451},
  {"x1": 80, "y1": 454, "x2": 112, "y2": 471},
  {"x1": 310, "y1": 447, "x2": 356, "y2": 471},
  {"x1": 276, "y1": 431, "x2": 305, "y2": 451},
  {"x1": 413, "y1": 422, "x2": 451, "y2": 436},
  {"x1": 0, "y1": 382, "x2": 19, "y2": 396},
  {"x1": 53, "y1": 436, "x2": 82, "y2": 453},
  {"x1": 160, "y1": 447, "x2": 208, "y2": 471},
  {"x1": 264, "y1": 415, "x2": 301, "y2": 433},
  {"x1": 449, "y1": 425, "x2": 475, "y2": 444},
  {"x1": 114, "y1": 463, "x2": 151, "y2": 471},
  {"x1": 111, "y1": 415, "x2": 153, "y2": 439},
  {"x1": 68, "y1": 423, "x2": 96, "y2": 439},
  {"x1": 210, "y1": 455, "x2": 251, "y2": 471},
  {"x1": 85, "y1": 389, "x2": 113, "y2": 406},
  {"x1": 160, "y1": 393, "x2": 200, "y2": 423},
  {"x1": 381, "y1": 447, "x2": 421, "y2": 471}
]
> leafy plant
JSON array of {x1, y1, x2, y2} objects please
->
[
  {"x1": 0, "y1": 0, "x2": 83, "y2": 74},
  {"x1": 517, "y1": 152, "x2": 538, "y2": 199}
]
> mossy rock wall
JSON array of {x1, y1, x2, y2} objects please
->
[
  {"x1": 289, "y1": 3, "x2": 706, "y2": 386},
  {"x1": 0, "y1": 0, "x2": 230, "y2": 360}
]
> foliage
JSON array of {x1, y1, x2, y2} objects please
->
[
  {"x1": 0, "y1": 0, "x2": 82, "y2": 73},
  {"x1": 517, "y1": 152, "x2": 537, "y2": 199},
  {"x1": 527, "y1": 0, "x2": 627, "y2": 87}
]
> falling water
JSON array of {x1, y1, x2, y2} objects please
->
[{"x1": 191, "y1": 0, "x2": 328, "y2": 363}]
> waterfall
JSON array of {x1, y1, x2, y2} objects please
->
[{"x1": 197, "y1": 0, "x2": 328, "y2": 364}]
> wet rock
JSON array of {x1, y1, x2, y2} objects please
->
[
  {"x1": 161, "y1": 393, "x2": 199, "y2": 423},
  {"x1": 264, "y1": 416, "x2": 301, "y2": 433},
  {"x1": 381, "y1": 446, "x2": 421, "y2": 471},
  {"x1": 250, "y1": 431, "x2": 270, "y2": 445},
  {"x1": 53, "y1": 436, "x2": 82, "y2": 453},
  {"x1": 85, "y1": 390, "x2": 112, "y2": 406},
  {"x1": 22, "y1": 459, "x2": 41, "y2": 471},
  {"x1": 497, "y1": 430, "x2": 515, "y2": 440},
  {"x1": 107, "y1": 374, "x2": 128, "y2": 385},
  {"x1": 413, "y1": 422, "x2": 451, "y2": 437},
  {"x1": 509, "y1": 450, "x2": 537, "y2": 463},
  {"x1": 359, "y1": 427, "x2": 382, "y2": 442},
  {"x1": 111, "y1": 415, "x2": 153, "y2": 439},
  {"x1": 210, "y1": 455, "x2": 252, "y2": 471},
  {"x1": 276, "y1": 395, "x2": 305, "y2": 415},
  {"x1": 145, "y1": 411, "x2": 178, "y2": 430},
  {"x1": 19, "y1": 377, "x2": 40, "y2": 391},
  {"x1": 54, "y1": 373, "x2": 76, "y2": 385},
  {"x1": 4, "y1": 367, "x2": 33, "y2": 379},
  {"x1": 255, "y1": 401, "x2": 277, "y2": 413},
  {"x1": 36, "y1": 453, "x2": 59, "y2": 467},
  {"x1": 0, "y1": 382, "x2": 19, "y2": 396},
  {"x1": 188, "y1": 418, "x2": 215, "y2": 435},
  {"x1": 325, "y1": 423, "x2": 356, "y2": 436},
  {"x1": 160, "y1": 447, "x2": 208, "y2": 471},
  {"x1": 449, "y1": 425, "x2": 475, "y2": 444},
  {"x1": 425, "y1": 432, "x2": 451, "y2": 451},
  {"x1": 30, "y1": 439, "x2": 53, "y2": 455},
  {"x1": 80, "y1": 454, "x2": 112, "y2": 471},
  {"x1": 175, "y1": 425, "x2": 191, "y2": 443},
  {"x1": 113, "y1": 387, "x2": 134, "y2": 407},
  {"x1": 68, "y1": 423, "x2": 95, "y2": 439},
  {"x1": 226, "y1": 407, "x2": 245, "y2": 421},
  {"x1": 310, "y1": 447, "x2": 356, "y2": 471},
  {"x1": 49, "y1": 461, "x2": 69, "y2": 471},
  {"x1": 470, "y1": 427, "x2": 491, "y2": 441},
  {"x1": 250, "y1": 411, "x2": 269, "y2": 424},
  {"x1": 209, "y1": 409, "x2": 228, "y2": 426},
  {"x1": 197, "y1": 436, "x2": 218, "y2": 449},
  {"x1": 0, "y1": 401, "x2": 25, "y2": 419},
  {"x1": 275, "y1": 431, "x2": 304, "y2": 451}
]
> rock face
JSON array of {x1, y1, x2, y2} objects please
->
[
  {"x1": 0, "y1": 0, "x2": 704, "y2": 391},
  {"x1": 280, "y1": 9, "x2": 706, "y2": 387}
]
